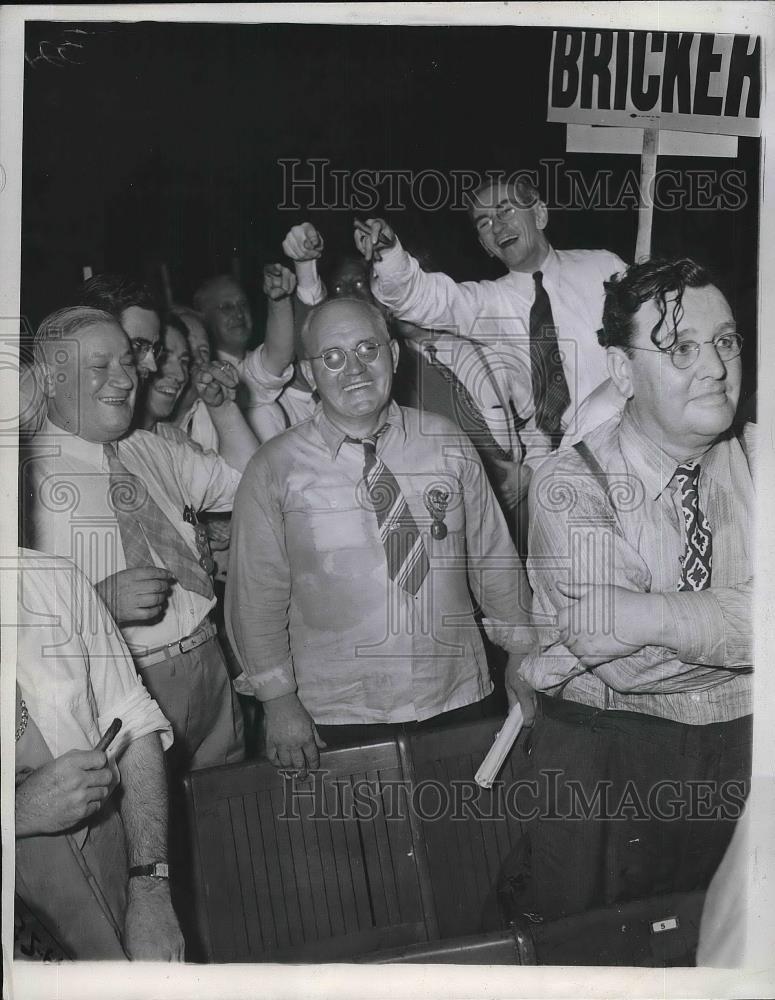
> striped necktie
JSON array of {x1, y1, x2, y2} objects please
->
[
  {"x1": 103, "y1": 442, "x2": 214, "y2": 599},
  {"x1": 530, "y1": 270, "x2": 571, "y2": 448},
  {"x1": 673, "y1": 461, "x2": 712, "y2": 591},
  {"x1": 355, "y1": 432, "x2": 430, "y2": 596}
]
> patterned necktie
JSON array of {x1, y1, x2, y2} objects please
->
[
  {"x1": 103, "y1": 443, "x2": 214, "y2": 599},
  {"x1": 354, "y1": 432, "x2": 430, "y2": 596},
  {"x1": 529, "y1": 271, "x2": 571, "y2": 448},
  {"x1": 673, "y1": 461, "x2": 713, "y2": 591},
  {"x1": 424, "y1": 345, "x2": 512, "y2": 461}
]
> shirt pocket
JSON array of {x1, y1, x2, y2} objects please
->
[{"x1": 283, "y1": 483, "x2": 370, "y2": 554}]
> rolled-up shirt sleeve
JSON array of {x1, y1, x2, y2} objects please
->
[
  {"x1": 17, "y1": 555, "x2": 173, "y2": 760},
  {"x1": 661, "y1": 582, "x2": 753, "y2": 669},
  {"x1": 240, "y1": 343, "x2": 295, "y2": 407},
  {"x1": 226, "y1": 450, "x2": 296, "y2": 701},
  {"x1": 296, "y1": 277, "x2": 326, "y2": 307}
]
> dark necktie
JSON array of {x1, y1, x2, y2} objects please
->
[
  {"x1": 673, "y1": 462, "x2": 712, "y2": 591},
  {"x1": 424, "y1": 345, "x2": 512, "y2": 461},
  {"x1": 354, "y1": 432, "x2": 429, "y2": 596},
  {"x1": 103, "y1": 442, "x2": 214, "y2": 599},
  {"x1": 529, "y1": 271, "x2": 571, "y2": 448}
]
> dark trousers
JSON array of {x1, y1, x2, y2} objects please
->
[
  {"x1": 315, "y1": 692, "x2": 501, "y2": 748},
  {"x1": 496, "y1": 694, "x2": 752, "y2": 923}
]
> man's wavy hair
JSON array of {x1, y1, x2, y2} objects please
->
[
  {"x1": 79, "y1": 273, "x2": 159, "y2": 319},
  {"x1": 598, "y1": 258, "x2": 712, "y2": 354}
]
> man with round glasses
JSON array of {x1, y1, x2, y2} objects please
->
[
  {"x1": 492, "y1": 258, "x2": 753, "y2": 926},
  {"x1": 226, "y1": 296, "x2": 533, "y2": 778}
]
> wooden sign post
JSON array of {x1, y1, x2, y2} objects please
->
[{"x1": 635, "y1": 128, "x2": 659, "y2": 262}]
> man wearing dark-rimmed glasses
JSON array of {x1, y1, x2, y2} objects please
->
[
  {"x1": 493, "y1": 257, "x2": 754, "y2": 929},
  {"x1": 226, "y1": 296, "x2": 534, "y2": 778},
  {"x1": 80, "y1": 273, "x2": 163, "y2": 377}
]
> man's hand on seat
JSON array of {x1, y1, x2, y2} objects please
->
[{"x1": 262, "y1": 692, "x2": 326, "y2": 780}]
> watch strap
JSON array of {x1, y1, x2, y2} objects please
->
[{"x1": 128, "y1": 862, "x2": 169, "y2": 879}]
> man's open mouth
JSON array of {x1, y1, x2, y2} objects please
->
[{"x1": 153, "y1": 382, "x2": 181, "y2": 397}]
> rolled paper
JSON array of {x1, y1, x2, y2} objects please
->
[{"x1": 474, "y1": 702, "x2": 524, "y2": 789}]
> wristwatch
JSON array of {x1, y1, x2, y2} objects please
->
[{"x1": 128, "y1": 863, "x2": 169, "y2": 880}]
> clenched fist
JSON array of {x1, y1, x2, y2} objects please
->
[
  {"x1": 263, "y1": 263, "x2": 297, "y2": 301},
  {"x1": 282, "y1": 222, "x2": 324, "y2": 262}
]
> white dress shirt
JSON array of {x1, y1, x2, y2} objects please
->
[
  {"x1": 23, "y1": 421, "x2": 241, "y2": 654},
  {"x1": 15, "y1": 549, "x2": 173, "y2": 760},
  {"x1": 250, "y1": 385, "x2": 317, "y2": 443},
  {"x1": 370, "y1": 241, "x2": 626, "y2": 466},
  {"x1": 216, "y1": 343, "x2": 295, "y2": 440},
  {"x1": 174, "y1": 396, "x2": 220, "y2": 452}
]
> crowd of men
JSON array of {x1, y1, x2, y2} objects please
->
[{"x1": 14, "y1": 173, "x2": 754, "y2": 963}]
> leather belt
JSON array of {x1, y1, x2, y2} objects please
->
[{"x1": 133, "y1": 618, "x2": 217, "y2": 669}]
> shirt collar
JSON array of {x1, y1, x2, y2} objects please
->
[
  {"x1": 40, "y1": 420, "x2": 138, "y2": 466},
  {"x1": 315, "y1": 399, "x2": 407, "y2": 459},
  {"x1": 503, "y1": 244, "x2": 557, "y2": 295},
  {"x1": 618, "y1": 408, "x2": 725, "y2": 500},
  {"x1": 43, "y1": 419, "x2": 113, "y2": 466}
]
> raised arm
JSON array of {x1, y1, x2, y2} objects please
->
[
  {"x1": 261, "y1": 262, "x2": 299, "y2": 375},
  {"x1": 194, "y1": 360, "x2": 260, "y2": 472},
  {"x1": 355, "y1": 217, "x2": 483, "y2": 333},
  {"x1": 282, "y1": 222, "x2": 326, "y2": 307}
]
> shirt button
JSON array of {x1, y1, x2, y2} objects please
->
[{"x1": 331, "y1": 500, "x2": 338, "y2": 508}]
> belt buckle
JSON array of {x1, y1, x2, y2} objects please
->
[
  {"x1": 177, "y1": 622, "x2": 207, "y2": 657},
  {"x1": 177, "y1": 631, "x2": 196, "y2": 656}
]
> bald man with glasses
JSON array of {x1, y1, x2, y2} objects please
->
[{"x1": 226, "y1": 296, "x2": 534, "y2": 777}]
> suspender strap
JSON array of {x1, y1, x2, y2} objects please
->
[
  {"x1": 277, "y1": 398, "x2": 292, "y2": 430},
  {"x1": 573, "y1": 440, "x2": 616, "y2": 509}
]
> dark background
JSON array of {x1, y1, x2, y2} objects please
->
[{"x1": 21, "y1": 20, "x2": 759, "y2": 395}]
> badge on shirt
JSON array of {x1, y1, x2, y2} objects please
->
[
  {"x1": 183, "y1": 504, "x2": 216, "y2": 575},
  {"x1": 424, "y1": 487, "x2": 450, "y2": 540}
]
